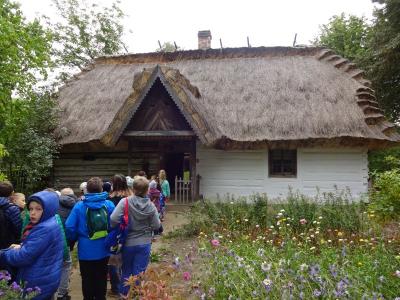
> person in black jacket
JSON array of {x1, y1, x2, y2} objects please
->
[{"x1": 0, "y1": 181, "x2": 22, "y2": 250}]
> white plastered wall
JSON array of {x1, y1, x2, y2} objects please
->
[{"x1": 196, "y1": 145, "x2": 368, "y2": 201}]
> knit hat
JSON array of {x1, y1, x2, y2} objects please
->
[
  {"x1": 149, "y1": 180, "x2": 157, "y2": 189},
  {"x1": 79, "y1": 182, "x2": 87, "y2": 194},
  {"x1": 126, "y1": 176, "x2": 134, "y2": 188}
]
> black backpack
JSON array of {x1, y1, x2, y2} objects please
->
[{"x1": 0, "y1": 202, "x2": 17, "y2": 249}]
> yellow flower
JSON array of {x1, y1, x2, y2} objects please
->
[
  {"x1": 337, "y1": 232, "x2": 343, "y2": 237},
  {"x1": 320, "y1": 239, "x2": 325, "y2": 244},
  {"x1": 358, "y1": 262, "x2": 362, "y2": 266}
]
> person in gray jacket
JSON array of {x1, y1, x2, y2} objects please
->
[{"x1": 110, "y1": 176, "x2": 161, "y2": 296}]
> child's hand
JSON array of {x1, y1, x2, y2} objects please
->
[{"x1": 9, "y1": 244, "x2": 21, "y2": 249}]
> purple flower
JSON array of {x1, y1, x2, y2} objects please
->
[
  {"x1": 26, "y1": 287, "x2": 33, "y2": 293},
  {"x1": 329, "y1": 264, "x2": 338, "y2": 278},
  {"x1": 11, "y1": 281, "x2": 22, "y2": 292},
  {"x1": 263, "y1": 278, "x2": 273, "y2": 292},
  {"x1": 309, "y1": 264, "x2": 320, "y2": 277},
  {"x1": 34, "y1": 286, "x2": 41, "y2": 293},
  {"x1": 313, "y1": 289, "x2": 322, "y2": 297}
]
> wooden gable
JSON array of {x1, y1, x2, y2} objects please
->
[{"x1": 125, "y1": 78, "x2": 192, "y2": 132}]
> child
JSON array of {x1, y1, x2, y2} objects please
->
[
  {"x1": 159, "y1": 170, "x2": 170, "y2": 202},
  {"x1": 0, "y1": 191, "x2": 64, "y2": 300},
  {"x1": 110, "y1": 176, "x2": 161, "y2": 297},
  {"x1": 9, "y1": 192, "x2": 26, "y2": 211},
  {"x1": 66, "y1": 177, "x2": 115, "y2": 300}
]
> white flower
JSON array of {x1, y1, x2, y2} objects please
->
[
  {"x1": 256, "y1": 224, "x2": 260, "y2": 228},
  {"x1": 310, "y1": 246, "x2": 316, "y2": 250},
  {"x1": 299, "y1": 263, "x2": 308, "y2": 271},
  {"x1": 230, "y1": 201, "x2": 234, "y2": 204},
  {"x1": 395, "y1": 270, "x2": 400, "y2": 278},
  {"x1": 257, "y1": 248, "x2": 266, "y2": 257},
  {"x1": 261, "y1": 262, "x2": 272, "y2": 272},
  {"x1": 318, "y1": 216, "x2": 323, "y2": 220}
]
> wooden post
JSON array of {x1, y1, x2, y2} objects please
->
[
  {"x1": 128, "y1": 139, "x2": 132, "y2": 176},
  {"x1": 190, "y1": 138, "x2": 197, "y2": 201}
]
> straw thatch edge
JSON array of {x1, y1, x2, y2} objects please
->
[
  {"x1": 316, "y1": 49, "x2": 398, "y2": 142},
  {"x1": 100, "y1": 65, "x2": 213, "y2": 146}
]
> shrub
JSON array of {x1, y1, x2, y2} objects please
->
[{"x1": 369, "y1": 169, "x2": 400, "y2": 222}]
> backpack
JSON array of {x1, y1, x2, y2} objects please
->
[
  {"x1": 86, "y1": 205, "x2": 108, "y2": 240},
  {"x1": 105, "y1": 198, "x2": 129, "y2": 255},
  {"x1": 0, "y1": 202, "x2": 17, "y2": 249}
]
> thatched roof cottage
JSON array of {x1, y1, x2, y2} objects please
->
[{"x1": 54, "y1": 31, "x2": 399, "y2": 201}]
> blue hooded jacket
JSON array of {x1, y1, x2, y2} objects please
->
[
  {"x1": 0, "y1": 191, "x2": 63, "y2": 300},
  {"x1": 65, "y1": 192, "x2": 114, "y2": 260}
]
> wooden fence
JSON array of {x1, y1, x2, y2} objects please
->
[{"x1": 174, "y1": 176, "x2": 192, "y2": 203}]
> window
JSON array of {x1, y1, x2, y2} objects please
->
[{"x1": 268, "y1": 149, "x2": 297, "y2": 177}]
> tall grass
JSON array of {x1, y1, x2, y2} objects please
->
[{"x1": 170, "y1": 189, "x2": 367, "y2": 238}]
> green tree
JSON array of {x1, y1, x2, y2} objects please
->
[
  {"x1": 0, "y1": 93, "x2": 59, "y2": 193},
  {"x1": 0, "y1": 144, "x2": 8, "y2": 181},
  {"x1": 0, "y1": 0, "x2": 52, "y2": 105},
  {"x1": 0, "y1": 0, "x2": 57, "y2": 192},
  {"x1": 367, "y1": 0, "x2": 400, "y2": 122},
  {"x1": 313, "y1": 13, "x2": 372, "y2": 64},
  {"x1": 51, "y1": 0, "x2": 128, "y2": 82}
]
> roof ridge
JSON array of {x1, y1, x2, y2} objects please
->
[{"x1": 94, "y1": 46, "x2": 324, "y2": 65}]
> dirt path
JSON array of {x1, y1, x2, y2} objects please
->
[{"x1": 68, "y1": 209, "x2": 191, "y2": 299}]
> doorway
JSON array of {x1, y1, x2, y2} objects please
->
[{"x1": 164, "y1": 153, "x2": 184, "y2": 194}]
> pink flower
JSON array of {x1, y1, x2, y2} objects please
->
[
  {"x1": 299, "y1": 219, "x2": 307, "y2": 225},
  {"x1": 183, "y1": 271, "x2": 191, "y2": 281},
  {"x1": 211, "y1": 239, "x2": 220, "y2": 247}
]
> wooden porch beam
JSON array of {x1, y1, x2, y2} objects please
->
[{"x1": 123, "y1": 130, "x2": 195, "y2": 137}]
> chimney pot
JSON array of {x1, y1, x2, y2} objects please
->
[{"x1": 198, "y1": 30, "x2": 212, "y2": 50}]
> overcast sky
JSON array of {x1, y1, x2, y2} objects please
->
[{"x1": 18, "y1": 0, "x2": 376, "y2": 54}]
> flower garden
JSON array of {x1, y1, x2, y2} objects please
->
[{"x1": 162, "y1": 191, "x2": 400, "y2": 299}]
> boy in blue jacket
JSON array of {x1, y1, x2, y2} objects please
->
[
  {"x1": 65, "y1": 177, "x2": 114, "y2": 300},
  {"x1": 0, "y1": 190, "x2": 64, "y2": 300}
]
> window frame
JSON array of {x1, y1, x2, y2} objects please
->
[{"x1": 268, "y1": 149, "x2": 297, "y2": 178}]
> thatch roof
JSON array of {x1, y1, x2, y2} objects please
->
[{"x1": 56, "y1": 46, "x2": 400, "y2": 149}]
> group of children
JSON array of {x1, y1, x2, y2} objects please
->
[{"x1": 0, "y1": 170, "x2": 170, "y2": 300}]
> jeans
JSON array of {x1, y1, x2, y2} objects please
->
[
  {"x1": 57, "y1": 259, "x2": 72, "y2": 297},
  {"x1": 108, "y1": 265, "x2": 120, "y2": 293},
  {"x1": 119, "y1": 244, "x2": 151, "y2": 295}
]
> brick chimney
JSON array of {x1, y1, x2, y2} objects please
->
[{"x1": 198, "y1": 30, "x2": 212, "y2": 50}]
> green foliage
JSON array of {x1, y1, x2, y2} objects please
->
[
  {"x1": 199, "y1": 237, "x2": 400, "y2": 299},
  {"x1": 50, "y1": 0, "x2": 127, "y2": 82},
  {"x1": 313, "y1": 13, "x2": 372, "y2": 64},
  {"x1": 0, "y1": 0, "x2": 52, "y2": 104},
  {"x1": 369, "y1": 169, "x2": 400, "y2": 222},
  {"x1": 0, "y1": 93, "x2": 59, "y2": 193},
  {"x1": 369, "y1": 147, "x2": 400, "y2": 175},
  {"x1": 367, "y1": 0, "x2": 400, "y2": 122},
  {"x1": 0, "y1": 144, "x2": 8, "y2": 181},
  {"x1": 176, "y1": 191, "x2": 365, "y2": 238}
]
